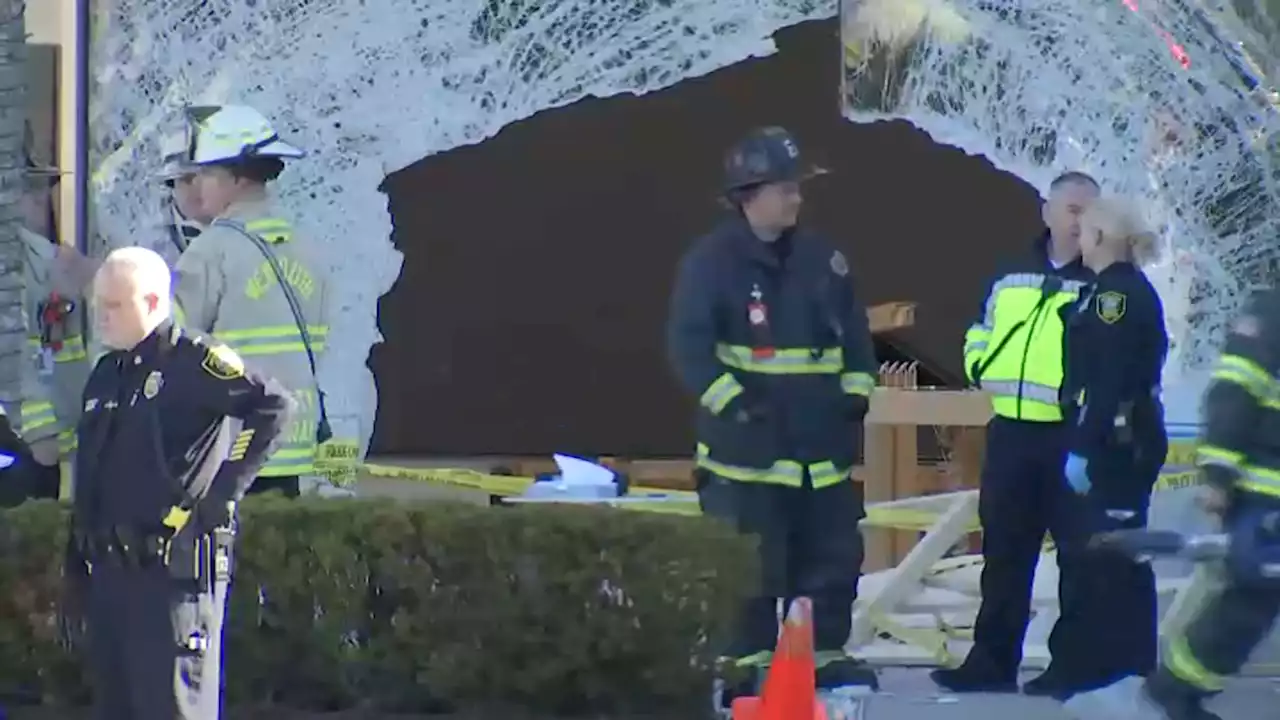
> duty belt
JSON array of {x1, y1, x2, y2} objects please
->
[{"x1": 75, "y1": 526, "x2": 171, "y2": 567}]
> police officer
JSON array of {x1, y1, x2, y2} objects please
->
[
  {"x1": 1126, "y1": 289, "x2": 1280, "y2": 720},
  {"x1": 933, "y1": 171, "x2": 1097, "y2": 694},
  {"x1": 1058, "y1": 197, "x2": 1168, "y2": 696},
  {"x1": 666, "y1": 126, "x2": 879, "y2": 703},
  {"x1": 170, "y1": 105, "x2": 349, "y2": 495},
  {"x1": 64, "y1": 246, "x2": 293, "y2": 720}
]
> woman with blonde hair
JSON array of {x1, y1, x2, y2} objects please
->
[{"x1": 1056, "y1": 196, "x2": 1170, "y2": 697}]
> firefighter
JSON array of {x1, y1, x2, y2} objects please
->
[
  {"x1": 170, "y1": 104, "x2": 349, "y2": 496},
  {"x1": 15, "y1": 144, "x2": 93, "y2": 500},
  {"x1": 932, "y1": 171, "x2": 1097, "y2": 694},
  {"x1": 64, "y1": 247, "x2": 293, "y2": 720},
  {"x1": 1127, "y1": 290, "x2": 1280, "y2": 720},
  {"x1": 666, "y1": 126, "x2": 879, "y2": 703},
  {"x1": 156, "y1": 129, "x2": 213, "y2": 262},
  {"x1": 1058, "y1": 197, "x2": 1167, "y2": 696}
]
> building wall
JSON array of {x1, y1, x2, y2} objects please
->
[{"x1": 372, "y1": 19, "x2": 1044, "y2": 458}]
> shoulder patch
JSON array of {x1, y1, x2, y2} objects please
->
[
  {"x1": 201, "y1": 344, "x2": 245, "y2": 380},
  {"x1": 1095, "y1": 291, "x2": 1127, "y2": 324},
  {"x1": 830, "y1": 250, "x2": 849, "y2": 277}
]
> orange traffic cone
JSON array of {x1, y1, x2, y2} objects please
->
[{"x1": 731, "y1": 597, "x2": 828, "y2": 720}]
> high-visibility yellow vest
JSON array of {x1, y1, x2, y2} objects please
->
[{"x1": 963, "y1": 272, "x2": 1084, "y2": 422}]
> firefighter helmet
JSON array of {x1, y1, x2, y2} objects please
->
[
  {"x1": 722, "y1": 126, "x2": 826, "y2": 192},
  {"x1": 182, "y1": 104, "x2": 305, "y2": 166}
]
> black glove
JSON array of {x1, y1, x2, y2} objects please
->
[{"x1": 192, "y1": 500, "x2": 233, "y2": 536}]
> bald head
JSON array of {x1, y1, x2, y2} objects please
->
[{"x1": 93, "y1": 246, "x2": 173, "y2": 350}]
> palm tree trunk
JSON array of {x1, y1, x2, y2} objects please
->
[{"x1": 0, "y1": 0, "x2": 26, "y2": 408}]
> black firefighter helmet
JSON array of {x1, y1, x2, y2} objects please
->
[{"x1": 722, "y1": 126, "x2": 827, "y2": 193}]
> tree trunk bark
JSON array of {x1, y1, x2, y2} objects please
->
[{"x1": 0, "y1": 0, "x2": 26, "y2": 407}]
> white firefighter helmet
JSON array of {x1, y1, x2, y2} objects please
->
[
  {"x1": 183, "y1": 104, "x2": 304, "y2": 166},
  {"x1": 155, "y1": 130, "x2": 194, "y2": 183}
]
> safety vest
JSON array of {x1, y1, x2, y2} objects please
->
[
  {"x1": 963, "y1": 272, "x2": 1084, "y2": 422},
  {"x1": 173, "y1": 197, "x2": 330, "y2": 477}
]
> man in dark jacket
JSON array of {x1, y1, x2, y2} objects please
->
[
  {"x1": 934, "y1": 171, "x2": 1099, "y2": 696},
  {"x1": 666, "y1": 126, "x2": 879, "y2": 703}
]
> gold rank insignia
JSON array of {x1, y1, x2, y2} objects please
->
[
  {"x1": 143, "y1": 370, "x2": 163, "y2": 399},
  {"x1": 1095, "y1": 291, "x2": 1127, "y2": 324},
  {"x1": 201, "y1": 344, "x2": 245, "y2": 380}
]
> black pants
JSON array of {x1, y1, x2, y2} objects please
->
[
  {"x1": 246, "y1": 474, "x2": 300, "y2": 497},
  {"x1": 698, "y1": 471, "x2": 866, "y2": 657},
  {"x1": 970, "y1": 417, "x2": 1083, "y2": 677},
  {"x1": 1059, "y1": 440, "x2": 1161, "y2": 690},
  {"x1": 87, "y1": 562, "x2": 229, "y2": 720}
]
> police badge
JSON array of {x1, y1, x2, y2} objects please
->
[
  {"x1": 1095, "y1": 291, "x2": 1127, "y2": 324},
  {"x1": 142, "y1": 370, "x2": 163, "y2": 399}
]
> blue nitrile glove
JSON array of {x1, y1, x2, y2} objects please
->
[{"x1": 1064, "y1": 453, "x2": 1091, "y2": 495}]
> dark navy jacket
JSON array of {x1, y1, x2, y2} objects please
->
[
  {"x1": 1061, "y1": 262, "x2": 1168, "y2": 485},
  {"x1": 74, "y1": 323, "x2": 294, "y2": 533},
  {"x1": 666, "y1": 214, "x2": 876, "y2": 484}
]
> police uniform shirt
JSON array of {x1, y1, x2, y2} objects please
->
[
  {"x1": 75, "y1": 323, "x2": 294, "y2": 530},
  {"x1": 1064, "y1": 261, "x2": 1168, "y2": 460}
]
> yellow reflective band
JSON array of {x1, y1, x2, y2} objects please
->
[
  {"x1": 1210, "y1": 354, "x2": 1276, "y2": 403},
  {"x1": 840, "y1": 372, "x2": 874, "y2": 397},
  {"x1": 162, "y1": 506, "x2": 191, "y2": 531},
  {"x1": 258, "y1": 444, "x2": 316, "y2": 476},
  {"x1": 216, "y1": 325, "x2": 328, "y2": 356},
  {"x1": 700, "y1": 373, "x2": 743, "y2": 414},
  {"x1": 1239, "y1": 466, "x2": 1280, "y2": 498},
  {"x1": 695, "y1": 444, "x2": 849, "y2": 489},
  {"x1": 1196, "y1": 445, "x2": 1244, "y2": 471},
  {"x1": 228, "y1": 429, "x2": 256, "y2": 462},
  {"x1": 1165, "y1": 636, "x2": 1225, "y2": 692},
  {"x1": 715, "y1": 344, "x2": 843, "y2": 374},
  {"x1": 19, "y1": 401, "x2": 57, "y2": 435}
]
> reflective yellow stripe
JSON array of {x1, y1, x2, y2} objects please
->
[
  {"x1": 19, "y1": 400, "x2": 57, "y2": 435},
  {"x1": 1197, "y1": 445, "x2": 1244, "y2": 472},
  {"x1": 700, "y1": 373, "x2": 743, "y2": 414},
  {"x1": 840, "y1": 371, "x2": 874, "y2": 396},
  {"x1": 216, "y1": 325, "x2": 328, "y2": 356},
  {"x1": 715, "y1": 344, "x2": 842, "y2": 374},
  {"x1": 1210, "y1": 354, "x2": 1277, "y2": 406},
  {"x1": 1165, "y1": 635, "x2": 1225, "y2": 692},
  {"x1": 980, "y1": 379, "x2": 1064, "y2": 422},
  {"x1": 31, "y1": 334, "x2": 88, "y2": 363},
  {"x1": 1238, "y1": 465, "x2": 1280, "y2": 498},
  {"x1": 258, "y1": 444, "x2": 315, "y2": 476},
  {"x1": 695, "y1": 443, "x2": 848, "y2": 488},
  {"x1": 245, "y1": 218, "x2": 294, "y2": 243},
  {"x1": 58, "y1": 428, "x2": 76, "y2": 457}
]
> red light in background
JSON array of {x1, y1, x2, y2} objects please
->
[{"x1": 1121, "y1": 0, "x2": 1192, "y2": 68}]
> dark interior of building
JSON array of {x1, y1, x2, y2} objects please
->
[{"x1": 372, "y1": 18, "x2": 1045, "y2": 457}]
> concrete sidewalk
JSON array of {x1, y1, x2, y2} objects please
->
[{"x1": 862, "y1": 669, "x2": 1278, "y2": 718}]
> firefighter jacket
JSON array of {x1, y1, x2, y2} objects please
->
[
  {"x1": 1197, "y1": 287, "x2": 1280, "y2": 499},
  {"x1": 963, "y1": 234, "x2": 1092, "y2": 422},
  {"x1": 17, "y1": 227, "x2": 91, "y2": 460},
  {"x1": 74, "y1": 323, "x2": 293, "y2": 534},
  {"x1": 1060, "y1": 261, "x2": 1168, "y2": 463},
  {"x1": 666, "y1": 214, "x2": 877, "y2": 489},
  {"x1": 173, "y1": 196, "x2": 330, "y2": 477}
]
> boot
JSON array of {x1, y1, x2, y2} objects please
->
[
  {"x1": 1142, "y1": 670, "x2": 1223, "y2": 720},
  {"x1": 930, "y1": 655, "x2": 1018, "y2": 693},
  {"x1": 1021, "y1": 667, "x2": 1067, "y2": 698}
]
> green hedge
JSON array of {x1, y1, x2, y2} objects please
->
[{"x1": 0, "y1": 498, "x2": 757, "y2": 716}]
